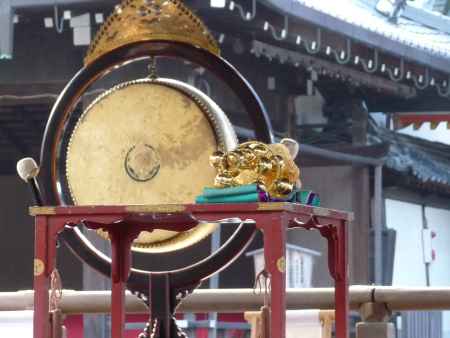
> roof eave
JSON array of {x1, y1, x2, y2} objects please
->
[{"x1": 260, "y1": 0, "x2": 450, "y2": 74}]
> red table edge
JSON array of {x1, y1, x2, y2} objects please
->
[
  {"x1": 29, "y1": 202, "x2": 353, "y2": 222},
  {"x1": 31, "y1": 203, "x2": 350, "y2": 338}
]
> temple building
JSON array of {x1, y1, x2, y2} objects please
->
[{"x1": 0, "y1": 0, "x2": 449, "y2": 337}]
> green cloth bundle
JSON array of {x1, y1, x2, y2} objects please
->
[
  {"x1": 195, "y1": 184, "x2": 267, "y2": 204},
  {"x1": 195, "y1": 183, "x2": 320, "y2": 206},
  {"x1": 196, "y1": 193, "x2": 259, "y2": 204},
  {"x1": 296, "y1": 190, "x2": 321, "y2": 206},
  {"x1": 202, "y1": 184, "x2": 259, "y2": 198},
  {"x1": 276, "y1": 189, "x2": 320, "y2": 206}
]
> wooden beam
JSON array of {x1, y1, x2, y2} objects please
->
[
  {"x1": 0, "y1": 82, "x2": 64, "y2": 107},
  {"x1": 10, "y1": 0, "x2": 108, "y2": 7},
  {"x1": 16, "y1": 110, "x2": 47, "y2": 142},
  {"x1": 349, "y1": 98, "x2": 371, "y2": 284},
  {"x1": 365, "y1": 91, "x2": 450, "y2": 113},
  {"x1": 0, "y1": 121, "x2": 30, "y2": 156},
  {"x1": 251, "y1": 40, "x2": 417, "y2": 99},
  {"x1": 297, "y1": 139, "x2": 389, "y2": 167},
  {"x1": 259, "y1": 0, "x2": 450, "y2": 73},
  {"x1": 0, "y1": 82, "x2": 66, "y2": 95},
  {"x1": 322, "y1": 143, "x2": 390, "y2": 159}
]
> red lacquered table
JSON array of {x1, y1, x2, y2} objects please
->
[{"x1": 30, "y1": 202, "x2": 352, "y2": 338}]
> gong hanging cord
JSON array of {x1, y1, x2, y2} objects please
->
[
  {"x1": 148, "y1": 57, "x2": 158, "y2": 80},
  {"x1": 254, "y1": 268, "x2": 271, "y2": 305},
  {"x1": 253, "y1": 268, "x2": 271, "y2": 338},
  {"x1": 50, "y1": 268, "x2": 63, "y2": 312}
]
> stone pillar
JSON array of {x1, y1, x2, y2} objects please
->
[{"x1": 356, "y1": 302, "x2": 395, "y2": 338}]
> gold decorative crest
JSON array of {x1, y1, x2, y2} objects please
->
[{"x1": 85, "y1": 0, "x2": 220, "y2": 65}]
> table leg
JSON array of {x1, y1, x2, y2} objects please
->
[
  {"x1": 109, "y1": 230, "x2": 137, "y2": 338},
  {"x1": 33, "y1": 216, "x2": 51, "y2": 338},
  {"x1": 111, "y1": 280, "x2": 126, "y2": 338},
  {"x1": 288, "y1": 215, "x2": 349, "y2": 338},
  {"x1": 110, "y1": 233, "x2": 126, "y2": 338},
  {"x1": 335, "y1": 220, "x2": 349, "y2": 338},
  {"x1": 262, "y1": 216, "x2": 287, "y2": 338}
]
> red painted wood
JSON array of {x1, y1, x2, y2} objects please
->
[
  {"x1": 81, "y1": 213, "x2": 198, "y2": 234},
  {"x1": 111, "y1": 281, "x2": 126, "y2": 338},
  {"x1": 262, "y1": 215, "x2": 287, "y2": 338},
  {"x1": 33, "y1": 216, "x2": 50, "y2": 338},
  {"x1": 64, "y1": 315, "x2": 83, "y2": 338},
  {"x1": 32, "y1": 203, "x2": 351, "y2": 338},
  {"x1": 195, "y1": 328, "x2": 209, "y2": 338},
  {"x1": 218, "y1": 313, "x2": 245, "y2": 322},
  {"x1": 109, "y1": 229, "x2": 139, "y2": 338},
  {"x1": 335, "y1": 220, "x2": 349, "y2": 338},
  {"x1": 33, "y1": 203, "x2": 352, "y2": 222},
  {"x1": 287, "y1": 214, "x2": 349, "y2": 338}
]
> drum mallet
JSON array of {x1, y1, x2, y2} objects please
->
[{"x1": 16, "y1": 157, "x2": 44, "y2": 206}]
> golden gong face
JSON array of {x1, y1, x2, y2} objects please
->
[{"x1": 66, "y1": 80, "x2": 232, "y2": 252}]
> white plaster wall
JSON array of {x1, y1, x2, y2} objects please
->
[
  {"x1": 425, "y1": 206, "x2": 450, "y2": 338},
  {"x1": 385, "y1": 199, "x2": 426, "y2": 286},
  {"x1": 386, "y1": 199, "x2": 450, "y2": 337},
  {"x1": 289, "y1": 166, "x2": 353, "y2": 286}
]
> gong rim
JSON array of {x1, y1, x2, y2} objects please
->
[
  {"x1": 39, "y1": 41, "x2": 273, "y2": 277},
  {"x1": 65, "y1": 78, "x2": 238, "y2": 253}
]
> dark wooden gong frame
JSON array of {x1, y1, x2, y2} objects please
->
[
  {"x1": 40, "y1": 41, "x2": 275, "y2": 272},
  {"x1": 38, "y1": 41, "x2": 274, "y2": 337}
]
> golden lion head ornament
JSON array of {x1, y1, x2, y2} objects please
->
[{"x1": 210, "y1": 138, "x2": 301, "y2": 198}]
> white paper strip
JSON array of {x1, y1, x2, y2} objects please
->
[
  {"x1": 286, "y1": 310, "x2": 322, "y2": 338},
  {"x1": 0, "y1": 311, "x2": 33, "y2": 338}
]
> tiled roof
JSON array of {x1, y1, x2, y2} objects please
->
[
  {"x1": 262, "y1": 0, "x2": 450, "y2": 72},
  {"x1": 297, "y1": 0, "x2": 450, "y2": 57},
  {"x1": 369, "y1": 120, "x2": 450, "y2": 188}
]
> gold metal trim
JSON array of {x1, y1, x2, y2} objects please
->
[
  {"x1": 131, "y1": 222, "x2": 217, "y2": 253},
  {"x1": 312, "y1": 207, "x2": 332, "y2": 217},
  {"x1": 29, "y1": 206, "x2": 57, "y2": 216},
  {"x1": 276, "y1": 256, "x2": 286, "y2": 273},
  {"x1": 95, "y1": 221, "x2": 219, "y2": 254},
  {"x1": 125, "y1": 205, "x2": 186, "y2": 213},
  {"x1": 34, "y1": 259, "x2": 45, "y2": 276},
  {"x1": 85, "y1": 0, "x2": 220, "y2": 66},
  {"x1": 256, "y1": 202, "x2": 287, "y2": 211}
]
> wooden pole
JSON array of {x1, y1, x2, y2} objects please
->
[
  {"x1": 261, "y1": 216, "x2": 287, "y2": 338},
  {"x1": 4, "y1": 287, "x2": 450, "y2": 314},
  {"x1": 373, "y1": 165, "x2": 383, "y2": 285},
  {"x1": 33, "y1": 216, "x2": 51, "y2": 338},
  {"x1": 351, "y1": 99, "x2": 371, "y2": 284}
]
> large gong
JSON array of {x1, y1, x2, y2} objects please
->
[
  {"x1": 39, "y1": 0, "x2": 274, "y2": 279},
  {"x1": 66, "y1": 78, "x2": 237, "y2": 253}
]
